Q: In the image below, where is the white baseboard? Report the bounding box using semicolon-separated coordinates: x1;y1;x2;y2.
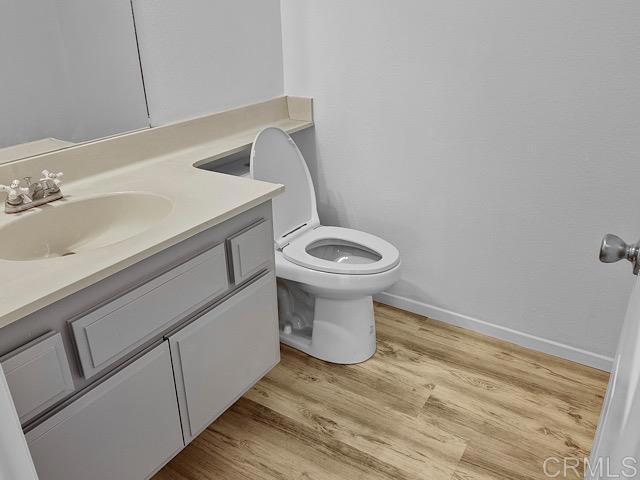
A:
374;292;613;372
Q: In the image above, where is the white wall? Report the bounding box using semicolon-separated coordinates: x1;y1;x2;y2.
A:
282;0;640;368
132;0;284;126
0;0;149;148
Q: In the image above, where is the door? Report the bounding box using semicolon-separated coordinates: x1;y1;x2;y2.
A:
25;342;183;480
588;235;640;479
169;272;280;443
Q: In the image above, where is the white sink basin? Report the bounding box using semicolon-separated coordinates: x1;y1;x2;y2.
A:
0;192;173;261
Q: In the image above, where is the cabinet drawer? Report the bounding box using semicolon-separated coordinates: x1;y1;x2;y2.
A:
169;272;279;443
0;332;74;424
72;244;228;379
26;342;183;480
227;219;273;284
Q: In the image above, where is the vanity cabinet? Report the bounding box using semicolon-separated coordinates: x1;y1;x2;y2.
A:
0;202;280;480
25;342;183;480
169;271;279;443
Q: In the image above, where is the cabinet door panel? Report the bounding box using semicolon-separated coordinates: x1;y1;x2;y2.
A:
25;342;183;480
72;244;228;378
169;272;279;442
227;219;273;284
0;332;74;424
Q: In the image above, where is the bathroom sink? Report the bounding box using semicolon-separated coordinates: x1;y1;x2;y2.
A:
0;192;173;261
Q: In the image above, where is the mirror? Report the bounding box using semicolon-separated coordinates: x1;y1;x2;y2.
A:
0;0;149;163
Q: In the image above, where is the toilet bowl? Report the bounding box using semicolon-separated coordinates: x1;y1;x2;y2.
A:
250;127;401;364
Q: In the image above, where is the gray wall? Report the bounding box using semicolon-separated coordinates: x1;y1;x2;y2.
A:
132;0;284;126
0;0;149;148
282;0;640;368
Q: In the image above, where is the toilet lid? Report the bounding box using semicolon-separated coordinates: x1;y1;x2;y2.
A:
250;127;319;247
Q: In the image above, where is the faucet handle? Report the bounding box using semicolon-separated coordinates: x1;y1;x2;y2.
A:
1;180;26;204
41;169;63;178
41;170;64;186
0;183;17;200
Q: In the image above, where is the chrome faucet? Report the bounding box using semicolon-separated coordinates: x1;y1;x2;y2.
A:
0;170;64;213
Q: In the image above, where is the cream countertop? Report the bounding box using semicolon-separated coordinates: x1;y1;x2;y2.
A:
0;96;313;329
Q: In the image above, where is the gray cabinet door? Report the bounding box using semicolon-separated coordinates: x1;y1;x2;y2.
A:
227;219;273;284
25;342;183;480
0;332;74;424
169;272;280;443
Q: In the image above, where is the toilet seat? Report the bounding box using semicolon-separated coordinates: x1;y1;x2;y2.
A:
282;226;400;275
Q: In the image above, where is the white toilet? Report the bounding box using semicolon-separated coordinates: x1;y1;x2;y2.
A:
250;127;401;364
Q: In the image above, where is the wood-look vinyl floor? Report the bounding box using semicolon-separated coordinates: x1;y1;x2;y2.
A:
154;303;609;480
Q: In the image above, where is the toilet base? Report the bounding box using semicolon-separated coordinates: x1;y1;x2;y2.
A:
280;295;377;364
